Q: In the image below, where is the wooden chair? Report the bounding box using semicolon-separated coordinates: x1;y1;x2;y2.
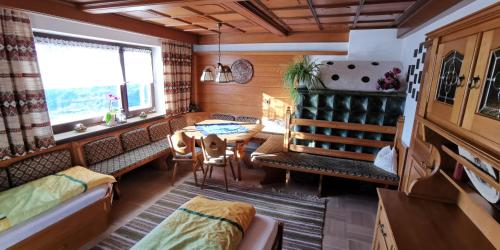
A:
167;131;204;186
200;134;237;191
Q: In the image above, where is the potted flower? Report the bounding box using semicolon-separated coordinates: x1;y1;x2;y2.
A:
283;57;326;101
104;93;119;126
377;68;402;91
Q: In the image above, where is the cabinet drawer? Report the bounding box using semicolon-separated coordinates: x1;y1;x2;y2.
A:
373;204;397;250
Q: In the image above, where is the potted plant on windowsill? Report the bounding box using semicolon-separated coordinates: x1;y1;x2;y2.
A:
283;56;326;102
104;93;119;127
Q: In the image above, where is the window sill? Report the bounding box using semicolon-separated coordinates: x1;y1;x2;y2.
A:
54;113;165;144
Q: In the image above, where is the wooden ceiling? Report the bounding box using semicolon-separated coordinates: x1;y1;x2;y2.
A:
61;0;418;43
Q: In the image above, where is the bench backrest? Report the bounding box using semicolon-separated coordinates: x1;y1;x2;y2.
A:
284;107;407;175
0;144;74;191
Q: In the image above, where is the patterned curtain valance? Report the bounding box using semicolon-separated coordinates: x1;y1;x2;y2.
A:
162;39;192;116
34;36;119;51
0;8;55;160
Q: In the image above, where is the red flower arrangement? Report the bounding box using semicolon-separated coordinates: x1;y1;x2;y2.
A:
377;67;401;91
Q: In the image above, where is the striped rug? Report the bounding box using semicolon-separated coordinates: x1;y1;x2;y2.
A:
93;177;326;250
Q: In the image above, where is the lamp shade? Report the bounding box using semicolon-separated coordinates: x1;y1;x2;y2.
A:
200;67;214;82
215;63;233;83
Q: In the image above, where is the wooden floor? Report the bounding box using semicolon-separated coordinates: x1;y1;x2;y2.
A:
83;161;379;250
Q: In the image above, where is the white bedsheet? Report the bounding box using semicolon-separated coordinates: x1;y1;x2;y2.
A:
239;214;279;250
0;184;110;249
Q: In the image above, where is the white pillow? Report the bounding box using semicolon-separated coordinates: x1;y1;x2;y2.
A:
374;146;397;174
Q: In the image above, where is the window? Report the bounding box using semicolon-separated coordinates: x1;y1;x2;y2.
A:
34;33;155;132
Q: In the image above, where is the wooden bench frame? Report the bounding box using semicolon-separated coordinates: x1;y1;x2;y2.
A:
261;107;407;194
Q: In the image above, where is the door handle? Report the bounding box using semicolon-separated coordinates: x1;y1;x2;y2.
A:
468;76;481;89
457;75;466;87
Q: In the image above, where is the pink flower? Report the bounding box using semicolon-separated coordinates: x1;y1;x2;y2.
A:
392;67;401;75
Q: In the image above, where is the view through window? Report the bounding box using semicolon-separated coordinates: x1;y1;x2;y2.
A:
34;33;154;127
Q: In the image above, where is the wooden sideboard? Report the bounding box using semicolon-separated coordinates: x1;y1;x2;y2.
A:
375;3;500;250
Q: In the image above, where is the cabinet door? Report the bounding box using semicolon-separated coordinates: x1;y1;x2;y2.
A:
401;155;426;193
426;34;479;127
462;28;500;145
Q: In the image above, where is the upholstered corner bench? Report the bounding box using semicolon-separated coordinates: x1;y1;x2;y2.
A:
74;120;171;187
252;107;407;196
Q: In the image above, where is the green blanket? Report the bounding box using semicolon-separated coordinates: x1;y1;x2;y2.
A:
0;166;115;232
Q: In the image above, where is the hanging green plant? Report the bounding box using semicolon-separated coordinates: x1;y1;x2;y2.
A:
282;56;326;102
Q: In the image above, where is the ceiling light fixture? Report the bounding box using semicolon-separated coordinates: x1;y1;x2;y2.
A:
214;22;233;83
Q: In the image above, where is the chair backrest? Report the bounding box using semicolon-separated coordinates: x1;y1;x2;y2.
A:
235;115;260;124
169;116;187;132
201;134;227;162
211;113;236;121
168;131;195;158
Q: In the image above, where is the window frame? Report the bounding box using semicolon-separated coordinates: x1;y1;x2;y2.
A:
34;32;156;134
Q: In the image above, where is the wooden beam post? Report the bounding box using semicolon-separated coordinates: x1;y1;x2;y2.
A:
223;1;288;36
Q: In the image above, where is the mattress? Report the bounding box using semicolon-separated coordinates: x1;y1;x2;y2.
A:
239;214;279;250
0;184;110;249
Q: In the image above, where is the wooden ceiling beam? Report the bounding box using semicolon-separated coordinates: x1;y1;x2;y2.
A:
198;31;349;44
0;0;197;43
80;0;242;14
306;0;322;30
223;1;288;36
281;10;404;20
396;0;461;37
181;6;245;33
248;0;291;31
352;0;366;28
270;0;415;11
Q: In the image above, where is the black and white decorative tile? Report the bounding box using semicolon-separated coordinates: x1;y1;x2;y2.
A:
318;61;404;91
406;42;426;100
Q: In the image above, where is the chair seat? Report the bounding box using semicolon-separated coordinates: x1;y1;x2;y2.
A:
89;138;169;175
204;150;234;165
174;147;202;159
254;152;399;183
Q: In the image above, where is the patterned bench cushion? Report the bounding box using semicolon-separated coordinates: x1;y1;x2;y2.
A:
254;152;398;183
148;122;171;142
84;137;123;165
0;169;9;191
8;150;73;187
235;115;259;123
211;113;235;121
89;139;169;175
121;128;151;152
169;116;187;132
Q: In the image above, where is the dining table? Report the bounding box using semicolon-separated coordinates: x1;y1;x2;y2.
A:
181;119;264;181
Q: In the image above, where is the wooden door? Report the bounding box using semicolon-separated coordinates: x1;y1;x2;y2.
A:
426;34;479;128
401;155;427;193
462;28;500;146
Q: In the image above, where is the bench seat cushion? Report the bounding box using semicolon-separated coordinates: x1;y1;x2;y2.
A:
121;128;151;152
84;137;123;165
89;139;169;176
253;152;399;183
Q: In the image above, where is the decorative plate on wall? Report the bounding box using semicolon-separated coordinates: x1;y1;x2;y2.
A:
231;59;253;84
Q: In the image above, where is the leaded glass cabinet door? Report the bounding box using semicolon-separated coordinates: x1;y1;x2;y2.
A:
463;28;500;145
427;34;479;127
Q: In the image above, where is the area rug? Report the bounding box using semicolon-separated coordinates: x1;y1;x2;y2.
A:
93;177;326;250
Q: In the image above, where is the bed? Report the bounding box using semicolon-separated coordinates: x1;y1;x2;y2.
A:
239;214;283;250
0;184;111;249
0;144;114;250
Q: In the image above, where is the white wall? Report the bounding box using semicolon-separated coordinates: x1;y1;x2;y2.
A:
28;12;166;114
398;0;497;146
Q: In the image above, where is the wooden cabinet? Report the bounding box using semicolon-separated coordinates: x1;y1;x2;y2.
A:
426;34;479;127
462;27;500;144
421;6;500;156
400;137;441;193
372;203;396;250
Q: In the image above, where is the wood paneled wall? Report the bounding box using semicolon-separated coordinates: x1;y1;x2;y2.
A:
193;52;296;120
